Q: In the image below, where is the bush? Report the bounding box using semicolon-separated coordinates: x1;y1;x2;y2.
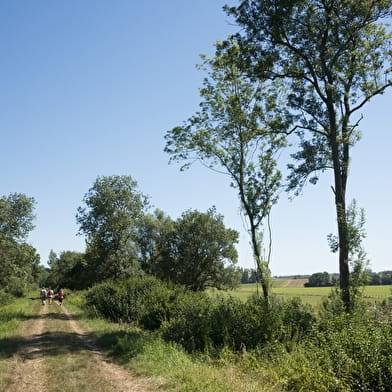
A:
162;294;315;354
84;275;185;330
310;312;392;392
0;290;14;306
161;291;215;353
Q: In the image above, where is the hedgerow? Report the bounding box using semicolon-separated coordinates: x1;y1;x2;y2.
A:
84;276;392;391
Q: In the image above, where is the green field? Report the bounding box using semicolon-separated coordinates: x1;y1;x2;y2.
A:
227;282;392;307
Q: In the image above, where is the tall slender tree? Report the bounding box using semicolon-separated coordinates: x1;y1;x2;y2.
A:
165;38;288;299
226;0;392;310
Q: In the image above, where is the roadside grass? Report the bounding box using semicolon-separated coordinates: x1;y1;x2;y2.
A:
65;292;283;392
0;293;37;390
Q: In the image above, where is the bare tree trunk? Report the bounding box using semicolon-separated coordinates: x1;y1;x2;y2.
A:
336;195;350;312
250;224;270;301
330;131;351;312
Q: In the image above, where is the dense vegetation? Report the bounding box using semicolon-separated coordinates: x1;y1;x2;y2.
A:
79;275;392;391
305;270;392;287
0;193;42;303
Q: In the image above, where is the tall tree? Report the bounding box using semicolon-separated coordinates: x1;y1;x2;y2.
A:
226;0;392;310
0;193;39;294
134;209;175;276
46;250;88;290
167;207;239;291
165;38;288;299
0;193;35;242
76;175;149;282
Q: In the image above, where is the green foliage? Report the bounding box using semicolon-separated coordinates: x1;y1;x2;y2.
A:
76;175;149;283
165;37;288;299
77;281;392;391
310;312;392;391
136;207;239;291
305;272;334;287
162;294;315;354
85;275;184;330
0;235;41;296
0;290;13;306
165;207;239;291
45;250;89;290
0;193;35;241
160;291;216;353
0;193;40;295
226;0;392;310
134;209;175;276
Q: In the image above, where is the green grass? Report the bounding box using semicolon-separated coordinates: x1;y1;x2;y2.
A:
226;283;392;307
0;294;35;339
0;293;38;391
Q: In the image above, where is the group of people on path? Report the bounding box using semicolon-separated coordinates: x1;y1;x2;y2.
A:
40;287;65;306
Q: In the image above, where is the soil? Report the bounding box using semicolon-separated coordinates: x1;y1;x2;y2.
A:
284;279;309;287
4;301;158;392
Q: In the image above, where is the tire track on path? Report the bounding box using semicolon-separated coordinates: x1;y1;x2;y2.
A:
5;302;48;392
60;305;158;392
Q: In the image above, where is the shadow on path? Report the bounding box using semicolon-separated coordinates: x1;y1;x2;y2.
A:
0;329;99;360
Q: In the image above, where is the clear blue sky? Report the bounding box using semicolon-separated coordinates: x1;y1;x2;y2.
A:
1;1;390;276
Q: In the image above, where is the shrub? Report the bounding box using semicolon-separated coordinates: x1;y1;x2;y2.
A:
84;275;186;330
162;294;315;354
161;291;215;353
308;311;392;391
0;290;14;306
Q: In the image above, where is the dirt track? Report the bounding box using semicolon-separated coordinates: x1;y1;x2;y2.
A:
4;301;157;392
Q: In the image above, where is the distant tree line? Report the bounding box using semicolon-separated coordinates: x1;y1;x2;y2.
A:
367;271;392;286
238;269;392;287
305;271;392;287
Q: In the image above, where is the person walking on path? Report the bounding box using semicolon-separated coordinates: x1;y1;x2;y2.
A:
40;287;47;305
47;288;54;304
58;289;65;306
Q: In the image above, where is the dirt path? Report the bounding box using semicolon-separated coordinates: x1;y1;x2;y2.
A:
4;302;158;392
61;306;157;392
6;303;49;392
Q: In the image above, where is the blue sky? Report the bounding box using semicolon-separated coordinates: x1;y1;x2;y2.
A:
1;1;390;276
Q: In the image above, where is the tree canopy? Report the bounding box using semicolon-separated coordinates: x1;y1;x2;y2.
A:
76;175;150;282
225;0;392;310
165;37;288;299
0;193;40;295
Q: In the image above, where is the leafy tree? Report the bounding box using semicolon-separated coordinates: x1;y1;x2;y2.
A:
226;0;392;310
76;175;149;282
328;199;370;299
0;193;39;294
380;271;392;285
0;193;35;241
162;207;239;291
134;207;239;291
46;250;88;290
305;272;332;287
134;209;175;276
240;267;258;284
165;38;288;299
218;265;242;290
